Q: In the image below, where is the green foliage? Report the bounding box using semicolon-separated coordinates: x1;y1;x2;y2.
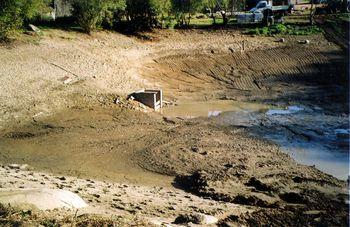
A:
247;24;323;36
125;0;167;28
71;0;126;34
0;0;48;40
203;0;229;12
103;0;127;28
171;0;204;26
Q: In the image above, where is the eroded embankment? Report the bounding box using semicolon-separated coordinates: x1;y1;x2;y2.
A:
142;40;348;113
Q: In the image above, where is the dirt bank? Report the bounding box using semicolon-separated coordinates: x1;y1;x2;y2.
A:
142;34;348;113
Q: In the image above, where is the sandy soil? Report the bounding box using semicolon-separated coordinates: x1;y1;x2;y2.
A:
0;29;277;130
0;28;348;225
0;164;252;226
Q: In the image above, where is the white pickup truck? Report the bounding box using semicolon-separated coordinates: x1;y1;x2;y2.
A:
237;0;293;25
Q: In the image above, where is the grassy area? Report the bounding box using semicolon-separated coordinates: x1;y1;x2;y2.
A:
336;13;350;22
164;13;236;28
189;18;224;27
246;23;323;36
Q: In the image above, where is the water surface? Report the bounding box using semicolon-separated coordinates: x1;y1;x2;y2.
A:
164;101;349;180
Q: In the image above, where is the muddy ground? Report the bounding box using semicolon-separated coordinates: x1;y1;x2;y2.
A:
0;28;348;225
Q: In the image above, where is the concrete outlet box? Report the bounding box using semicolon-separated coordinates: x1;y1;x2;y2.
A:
131;89;163;110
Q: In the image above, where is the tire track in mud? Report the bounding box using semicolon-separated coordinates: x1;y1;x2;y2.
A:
143;45;346;94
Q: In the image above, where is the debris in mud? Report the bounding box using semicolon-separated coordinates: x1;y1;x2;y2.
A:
173;213;218;225
246;177;275;192
279;192;308;204
3;131;35;139
163;116;177;124
175;171;210;194
191;146;200;153
8;164;30;170
298;39;310;44
58;76;72;84
233;194;276;207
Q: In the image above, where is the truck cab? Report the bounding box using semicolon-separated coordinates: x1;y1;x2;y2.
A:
249;0;293;14
249;1;271;12
237;0;293;25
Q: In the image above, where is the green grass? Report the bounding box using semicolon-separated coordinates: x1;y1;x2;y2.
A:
337;13;350;22
189;18;224;26
246;23;323;36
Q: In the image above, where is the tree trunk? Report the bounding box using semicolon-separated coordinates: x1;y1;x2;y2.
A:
309;0;314;25
341;0;347;12
187;13;191;26
221;12;228;25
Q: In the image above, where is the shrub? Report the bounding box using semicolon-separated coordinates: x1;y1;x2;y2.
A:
71;0;106;34
261;26;269;35
71;0;125;34
0;0;47;40
247;24;323;36
275;23;287;33
125;0;164;29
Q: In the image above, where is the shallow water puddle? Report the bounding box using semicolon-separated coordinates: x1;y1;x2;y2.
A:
259;107;349;180
266;105;304;115
162;100;271;118
164;102;349;180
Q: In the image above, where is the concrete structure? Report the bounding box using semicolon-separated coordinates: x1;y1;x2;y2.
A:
131;89;163;110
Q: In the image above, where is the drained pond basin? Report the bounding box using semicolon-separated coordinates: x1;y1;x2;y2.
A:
163;100;349;180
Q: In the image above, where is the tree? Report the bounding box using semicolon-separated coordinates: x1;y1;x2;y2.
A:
203;0;218;24
203;0;230;25
102;0;126;29
125;0;168;29
228;0;245;13
309;0;315;25
0;0;48;40
171;0;204;26
219;0;229;25
71;0;125;34
158;0;172;28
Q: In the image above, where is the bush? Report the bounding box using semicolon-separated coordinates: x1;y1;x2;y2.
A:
125;0;164;29
71;0;106;34
275;23;287;33
71;0;125;34
0;0;47;40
